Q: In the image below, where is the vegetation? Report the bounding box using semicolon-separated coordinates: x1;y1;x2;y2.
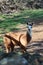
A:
0;9;43;33
0;9;43;43
0;0;43;63
0;0;43;14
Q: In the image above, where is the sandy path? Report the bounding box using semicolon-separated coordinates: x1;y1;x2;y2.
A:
0;24;43;55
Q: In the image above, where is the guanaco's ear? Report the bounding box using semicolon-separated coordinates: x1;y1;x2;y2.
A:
27;22;28;25
32;22;33;26
27;22;33;26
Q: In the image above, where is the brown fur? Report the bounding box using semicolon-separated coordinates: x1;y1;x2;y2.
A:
3;31;31;53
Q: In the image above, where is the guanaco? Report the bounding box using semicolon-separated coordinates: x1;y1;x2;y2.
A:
3;23;33;53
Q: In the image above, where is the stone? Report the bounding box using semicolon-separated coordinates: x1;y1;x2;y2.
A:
0;52;28;65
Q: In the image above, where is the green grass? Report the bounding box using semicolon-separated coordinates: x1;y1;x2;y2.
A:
0;9;43;43
0;9;43;32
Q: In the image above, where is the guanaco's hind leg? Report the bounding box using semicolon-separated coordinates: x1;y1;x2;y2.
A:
10;40;15;52
5;45;11;53
3;37;12;53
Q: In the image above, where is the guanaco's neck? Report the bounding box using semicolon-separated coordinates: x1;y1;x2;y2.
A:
27;29;32;38
26;31;31;43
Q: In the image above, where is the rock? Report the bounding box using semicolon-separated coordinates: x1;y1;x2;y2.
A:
0;51;43;65
0;52;28;65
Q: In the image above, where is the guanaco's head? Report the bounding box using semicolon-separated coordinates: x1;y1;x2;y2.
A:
27;22;33;37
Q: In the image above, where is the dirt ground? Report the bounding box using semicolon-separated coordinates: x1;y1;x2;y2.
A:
15;24;43;55
32;24;43;42
0;23;43;55
0;24;43;65
16;23;43;42
28;24;43;54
